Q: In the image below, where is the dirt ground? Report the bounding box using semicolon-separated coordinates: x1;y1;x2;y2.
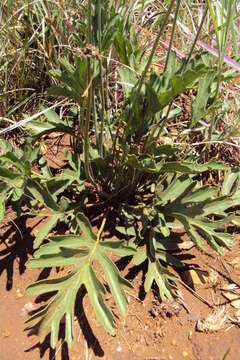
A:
1;207;240;360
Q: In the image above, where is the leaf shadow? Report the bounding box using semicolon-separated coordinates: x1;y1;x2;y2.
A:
75;287;105;357
0;214;35;290
115;256;148;301
25;331;69;360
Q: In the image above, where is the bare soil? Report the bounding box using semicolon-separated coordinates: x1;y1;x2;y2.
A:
1;208;240;360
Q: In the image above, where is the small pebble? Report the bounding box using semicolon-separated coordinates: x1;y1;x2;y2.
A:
116;346;122;353
182;351;188;358
2;330;10;337
16;288;23;299
171;338;176;346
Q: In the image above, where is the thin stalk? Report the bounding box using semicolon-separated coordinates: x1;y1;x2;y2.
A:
88;0;92;43
91;56;99;146
164;0;181;73
129;0;176;123
182;4;208;73
97;0;105;157
84;0;93;180
92;91;99;148
119;0;176;165
88;215;107;261
214;0;234;102
144;0;182;151
83;1;99;193
207;0;234;153
145;4;208;152
84;60;94;185
99;63;105;156
105;49;113;143
110;120;122;178
231;16;238;57
153;4;208;147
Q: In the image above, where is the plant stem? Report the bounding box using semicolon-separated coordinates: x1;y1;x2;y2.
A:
164;0;181;73
151;3;208;147
88;215;107;262
83;0;99;193
182;4;208;73
84;60;94;184
206;1;234;157
144;0;181;151
99;66;105;157
87;0;92;43
105;50;114;143
97;0;105;157
129;0;176;123
120;0;176;163
92;90;99;148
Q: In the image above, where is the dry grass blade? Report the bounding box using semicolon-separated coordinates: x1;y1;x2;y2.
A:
0;99;66;135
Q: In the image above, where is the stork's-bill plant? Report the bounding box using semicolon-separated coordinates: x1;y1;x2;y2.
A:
0;0;239;349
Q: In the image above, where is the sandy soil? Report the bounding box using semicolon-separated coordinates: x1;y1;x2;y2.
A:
1;208;240;360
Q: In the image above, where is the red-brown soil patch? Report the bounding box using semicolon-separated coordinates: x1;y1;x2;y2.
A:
1;209;240;360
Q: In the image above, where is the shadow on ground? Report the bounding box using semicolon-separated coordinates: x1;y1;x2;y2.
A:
0;214;34;290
